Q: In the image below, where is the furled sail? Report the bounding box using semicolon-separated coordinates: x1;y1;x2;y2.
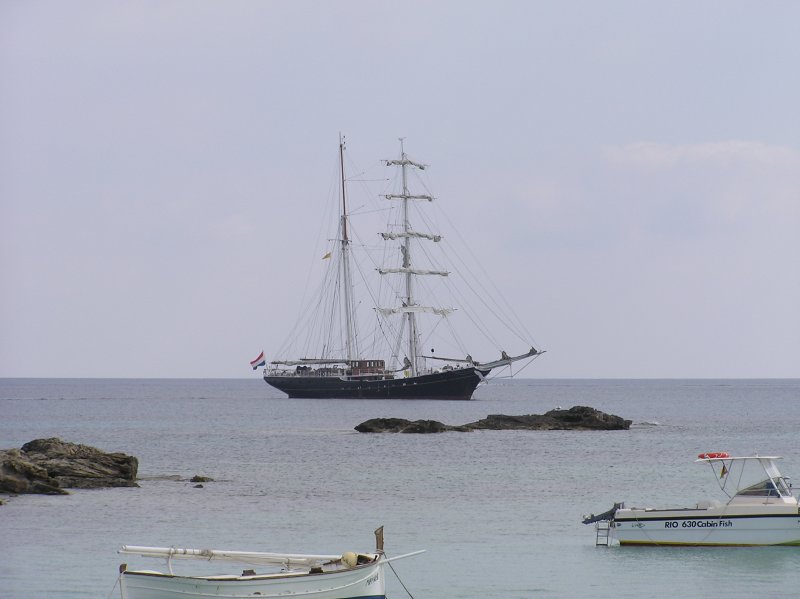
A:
384;193;433;202
381;231;441;242
377;267;449;276
386;157;426;170
377;306;454;316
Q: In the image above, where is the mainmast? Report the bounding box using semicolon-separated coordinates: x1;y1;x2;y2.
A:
339;135;357;363
400;140;419;375
382;140;448;376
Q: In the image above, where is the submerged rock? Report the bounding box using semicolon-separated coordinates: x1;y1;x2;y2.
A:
0;438;138;495
354;418;465;433
355;406;631;433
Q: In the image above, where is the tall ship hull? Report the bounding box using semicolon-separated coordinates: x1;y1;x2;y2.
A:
255;138;543;400
265;366;490;400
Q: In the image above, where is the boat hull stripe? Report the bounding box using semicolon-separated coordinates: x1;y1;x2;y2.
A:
615;513;800;522
619;539;800;547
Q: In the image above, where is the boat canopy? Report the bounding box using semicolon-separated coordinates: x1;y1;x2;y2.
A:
696;455;794;501
695;455;783;463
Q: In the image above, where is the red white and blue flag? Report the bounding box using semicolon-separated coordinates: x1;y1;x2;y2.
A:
250;351;266;370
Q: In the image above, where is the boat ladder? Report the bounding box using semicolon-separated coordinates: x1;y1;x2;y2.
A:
595;521;612;546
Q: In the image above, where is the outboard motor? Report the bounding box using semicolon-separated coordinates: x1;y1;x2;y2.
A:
582;502;623;525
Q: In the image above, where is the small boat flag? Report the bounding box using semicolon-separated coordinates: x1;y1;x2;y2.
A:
322;251;332;260
250;351;266;370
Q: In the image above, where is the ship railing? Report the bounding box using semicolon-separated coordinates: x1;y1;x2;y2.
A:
267;368;348;378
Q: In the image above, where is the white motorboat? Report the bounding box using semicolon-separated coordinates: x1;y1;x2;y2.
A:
584;453;800;546
116;527;423;599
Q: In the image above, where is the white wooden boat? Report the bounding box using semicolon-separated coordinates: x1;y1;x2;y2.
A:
584;453;800;546
117;527;423;599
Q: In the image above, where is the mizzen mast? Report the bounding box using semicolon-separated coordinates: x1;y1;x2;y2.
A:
339;135;358;363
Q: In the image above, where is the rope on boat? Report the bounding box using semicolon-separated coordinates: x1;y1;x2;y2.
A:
483;350;542;382
385;554;417;599
106;573;122;599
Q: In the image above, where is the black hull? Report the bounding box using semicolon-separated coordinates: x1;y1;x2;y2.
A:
264;367;490;400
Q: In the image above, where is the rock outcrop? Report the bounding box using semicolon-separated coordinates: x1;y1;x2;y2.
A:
354;418;471;433
0;438;138;495
464;407;632;431
355;406;631;433
190;475;214;483
0;448;66;494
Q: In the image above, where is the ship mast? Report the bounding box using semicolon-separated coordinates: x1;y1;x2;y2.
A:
399;139;419;375
339;135;357;363
382;140;449;377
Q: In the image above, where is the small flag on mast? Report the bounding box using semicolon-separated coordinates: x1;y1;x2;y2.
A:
322;251;332;260
250;351;266;370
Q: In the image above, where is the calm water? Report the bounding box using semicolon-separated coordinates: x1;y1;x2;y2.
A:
1;378;800;598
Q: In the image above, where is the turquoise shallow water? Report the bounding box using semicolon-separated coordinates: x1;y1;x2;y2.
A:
1;378;800;598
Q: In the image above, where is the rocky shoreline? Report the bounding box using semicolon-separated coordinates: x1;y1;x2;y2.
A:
0;438;138;495
355;406;631;433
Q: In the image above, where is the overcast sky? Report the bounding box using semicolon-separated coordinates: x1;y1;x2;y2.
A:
2;1;798;379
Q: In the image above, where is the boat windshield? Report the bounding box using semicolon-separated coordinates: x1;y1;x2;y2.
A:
734;477;791;498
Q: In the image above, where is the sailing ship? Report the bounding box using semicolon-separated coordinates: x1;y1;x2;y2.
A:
261;138;542;400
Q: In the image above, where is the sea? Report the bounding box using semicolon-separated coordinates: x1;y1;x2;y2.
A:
1;378;800;598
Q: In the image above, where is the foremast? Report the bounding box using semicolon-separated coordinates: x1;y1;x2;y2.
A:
381;140;449;376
